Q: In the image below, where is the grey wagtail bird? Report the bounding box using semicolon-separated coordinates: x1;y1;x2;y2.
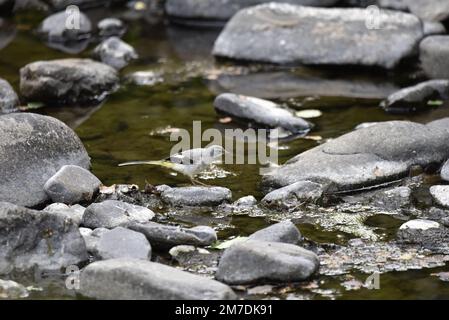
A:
118;145;228;186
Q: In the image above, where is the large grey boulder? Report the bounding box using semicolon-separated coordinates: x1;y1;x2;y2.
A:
0;113;90;207
214;93;310;133
79;258;236;300
420;36;449;79
82;200;155;229
160;186;232;207
127;222;217;250
249;221;302;244
213;4;423;69
264;119;449;192
406;0;449;22
95;227;152;260
20;59;119;106
165;0;338;22
0;78;19;113
0;202;88;275
93;37;138;70
381;80;449;113
44;165;101;205
216;240;319;285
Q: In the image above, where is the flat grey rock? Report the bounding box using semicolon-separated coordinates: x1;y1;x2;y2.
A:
44;165;101;205
420;36;449;79
0;113;90;207
0;78;19;113
216;240;319;285
249;221;302;244
161;186;232;207
430;185;449;208
20;59;118;105
264;120;449;193
93;37;138;70
166;0;338;21
213;4;423;69
79;258;236;300
82;200;155;229
0;202;88;275
214;93;310;133
95;227;152;260
262;181;323;207
127;222;217;250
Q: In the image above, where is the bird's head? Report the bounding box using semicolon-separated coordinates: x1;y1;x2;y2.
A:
207;145;229;159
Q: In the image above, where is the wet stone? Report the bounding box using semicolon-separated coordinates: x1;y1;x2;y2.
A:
79;258;236;300
97;18;126;38
82;200;155;229
262;181;324;208
43;203;85;226
93;37;138;70
160;186;232;207
216;240;319;285
214;93;311;134
127;222;217;250
0;78;19;113
0;279;28;299
249;221;302;245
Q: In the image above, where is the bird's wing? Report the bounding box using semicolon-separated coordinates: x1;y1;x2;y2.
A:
167;148;209;165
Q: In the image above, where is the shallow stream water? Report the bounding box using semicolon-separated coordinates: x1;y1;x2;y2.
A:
2;8;449;299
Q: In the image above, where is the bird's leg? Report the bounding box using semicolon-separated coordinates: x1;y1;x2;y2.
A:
190;177;210;187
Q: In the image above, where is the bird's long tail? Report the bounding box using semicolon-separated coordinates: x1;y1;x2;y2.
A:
118;160;175;169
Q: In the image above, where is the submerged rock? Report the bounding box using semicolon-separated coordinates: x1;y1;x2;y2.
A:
381;80;449;113
97;18;126;38
93;37;138;70
441;160;449;182
95;227;152;261
80;258;236;300
264;120;449;193
249;221;302;244
0;202;88;274
0;78;19;113
82;200;155;229
420;36;449;79
430;185;449;208
160;186;232;207
165;0;338;22
214;93;310;133
20;59;119;106
44;165;102;205
216;240;319;285
0;113;90;207
262;181;323;207
127;222;217;250
208;70;399;100
213;4;423;69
